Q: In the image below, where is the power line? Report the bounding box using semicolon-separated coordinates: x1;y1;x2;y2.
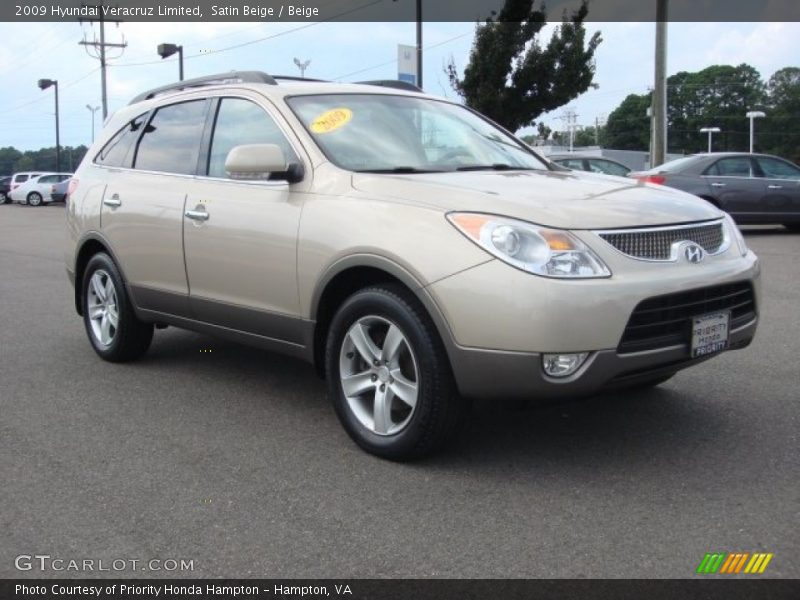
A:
79;0;128;119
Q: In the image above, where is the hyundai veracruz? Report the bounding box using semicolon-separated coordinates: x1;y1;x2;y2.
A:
65;72;760;459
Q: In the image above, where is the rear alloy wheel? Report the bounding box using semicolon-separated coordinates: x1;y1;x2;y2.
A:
326;285;465;460
82;253;153;362
27;191;43;206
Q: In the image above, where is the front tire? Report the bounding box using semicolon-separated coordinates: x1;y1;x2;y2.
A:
325;285;465;461
27;191;43;206
82;253;153;362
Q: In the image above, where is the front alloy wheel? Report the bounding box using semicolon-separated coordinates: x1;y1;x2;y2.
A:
326;285;465;460
339;316;419;436
27;192;43;206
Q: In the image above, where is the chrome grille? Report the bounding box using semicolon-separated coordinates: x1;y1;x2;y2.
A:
598;222;725;261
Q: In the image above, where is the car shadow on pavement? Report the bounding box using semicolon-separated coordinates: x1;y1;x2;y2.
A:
134;328;733;475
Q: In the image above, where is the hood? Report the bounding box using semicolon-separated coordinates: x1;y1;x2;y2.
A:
352;169;721;230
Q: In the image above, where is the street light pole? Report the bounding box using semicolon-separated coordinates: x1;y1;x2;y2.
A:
416;0;423;89
157;43;184;81
38;79;60;172
86;104;100;143
746;111;765;154
700;127;721;153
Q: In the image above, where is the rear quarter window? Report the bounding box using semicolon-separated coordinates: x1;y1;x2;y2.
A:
95;113;148;168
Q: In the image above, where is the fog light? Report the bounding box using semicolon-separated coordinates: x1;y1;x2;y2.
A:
542;353;589;378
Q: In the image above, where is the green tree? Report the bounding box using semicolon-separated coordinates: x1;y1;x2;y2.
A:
764;67;800;162
604;93;651;151
0;147;23;175
447;0;602;132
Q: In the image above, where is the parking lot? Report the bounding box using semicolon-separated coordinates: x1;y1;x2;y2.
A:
0;203;797;579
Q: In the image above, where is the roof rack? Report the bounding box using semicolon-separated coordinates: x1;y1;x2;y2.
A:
272;75;329;83
356;80;423;92
129;71;277;105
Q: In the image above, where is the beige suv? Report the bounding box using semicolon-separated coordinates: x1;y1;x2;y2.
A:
65;72;760;459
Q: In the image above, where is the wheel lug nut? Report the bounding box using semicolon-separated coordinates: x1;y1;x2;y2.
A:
346;352;354;359
371;375;377;382
373;360;379;366
380;384;386;391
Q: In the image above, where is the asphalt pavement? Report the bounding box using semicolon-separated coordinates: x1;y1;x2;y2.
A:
1;203;798;578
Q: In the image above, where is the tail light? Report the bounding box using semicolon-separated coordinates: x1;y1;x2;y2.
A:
633;174;666;185
65;178;79;206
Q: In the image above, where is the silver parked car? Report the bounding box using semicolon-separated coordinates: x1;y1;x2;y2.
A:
65;72;760;459
629;153;800;230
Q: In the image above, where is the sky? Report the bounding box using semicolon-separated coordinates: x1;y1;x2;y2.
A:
0;19;798;152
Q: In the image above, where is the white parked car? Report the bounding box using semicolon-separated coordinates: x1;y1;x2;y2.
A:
10;172;73;205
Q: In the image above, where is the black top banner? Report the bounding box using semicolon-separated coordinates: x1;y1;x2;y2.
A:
2;0;799;23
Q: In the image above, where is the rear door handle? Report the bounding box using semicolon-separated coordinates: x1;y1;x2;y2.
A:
711;183;726;188
185;209;210;222
103;194;121;208
768;185;783;190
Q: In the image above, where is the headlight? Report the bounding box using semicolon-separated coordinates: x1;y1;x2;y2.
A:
447;213;611;278
724;213;748;257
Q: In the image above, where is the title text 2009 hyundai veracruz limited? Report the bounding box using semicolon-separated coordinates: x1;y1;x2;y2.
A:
65;72;760;459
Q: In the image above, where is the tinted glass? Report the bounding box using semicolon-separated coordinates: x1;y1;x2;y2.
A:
96;113;147;168
712;157;753;177
655;155;704;173
589;159;629;176
15;175;29;183
756;157;800;180
287;94;548;172
135;101;207;175
208;98;297;178
557;159;586;170
38;175;58;183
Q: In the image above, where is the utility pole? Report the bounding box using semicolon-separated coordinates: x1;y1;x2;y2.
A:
652;0;669;167
416;0;423;89
560;108;580;153
79;1;127;120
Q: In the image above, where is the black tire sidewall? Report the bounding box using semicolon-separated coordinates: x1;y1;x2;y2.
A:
82;252;149;361
28;192;42;206
326;287;450;459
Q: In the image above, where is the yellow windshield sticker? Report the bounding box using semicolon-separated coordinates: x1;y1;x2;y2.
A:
310;108;353;134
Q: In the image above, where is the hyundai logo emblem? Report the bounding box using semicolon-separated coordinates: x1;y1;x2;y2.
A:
683;243;706;264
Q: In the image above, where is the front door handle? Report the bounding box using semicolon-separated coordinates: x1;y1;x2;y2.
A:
768;185;783;190
185;209;210;221
103;194;121;208
711;183;727;188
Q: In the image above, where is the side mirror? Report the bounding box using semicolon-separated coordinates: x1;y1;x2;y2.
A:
224;144;304;183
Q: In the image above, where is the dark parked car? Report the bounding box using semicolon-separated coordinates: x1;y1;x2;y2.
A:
629;153;800;230
550;155;631;177
0;176;10;204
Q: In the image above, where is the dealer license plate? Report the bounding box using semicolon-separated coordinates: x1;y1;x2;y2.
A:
691;312;730;358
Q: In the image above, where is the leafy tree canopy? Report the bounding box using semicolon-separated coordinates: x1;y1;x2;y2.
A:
447;0;602;132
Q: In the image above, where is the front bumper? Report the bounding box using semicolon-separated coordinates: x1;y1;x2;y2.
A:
426;247;760;400
445;315;756;400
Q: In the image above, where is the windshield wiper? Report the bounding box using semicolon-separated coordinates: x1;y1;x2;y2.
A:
456;164;533;172
357;167;444;174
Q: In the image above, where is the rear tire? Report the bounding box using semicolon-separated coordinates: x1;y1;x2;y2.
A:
82;252;153;362
27;192;43;206
325;284;465;461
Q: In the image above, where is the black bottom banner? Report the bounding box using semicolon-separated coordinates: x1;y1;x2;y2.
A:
2;579;799;600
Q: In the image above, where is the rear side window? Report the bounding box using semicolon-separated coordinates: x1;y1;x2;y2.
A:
558;159;585;170
14;175;29;183
38;175;58;183
207;98;297;179
134;100;207;175
96;113;148;168
707;157;753;177
589;159;629;176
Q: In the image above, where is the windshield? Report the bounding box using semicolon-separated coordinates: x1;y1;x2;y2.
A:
286;94;549;173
